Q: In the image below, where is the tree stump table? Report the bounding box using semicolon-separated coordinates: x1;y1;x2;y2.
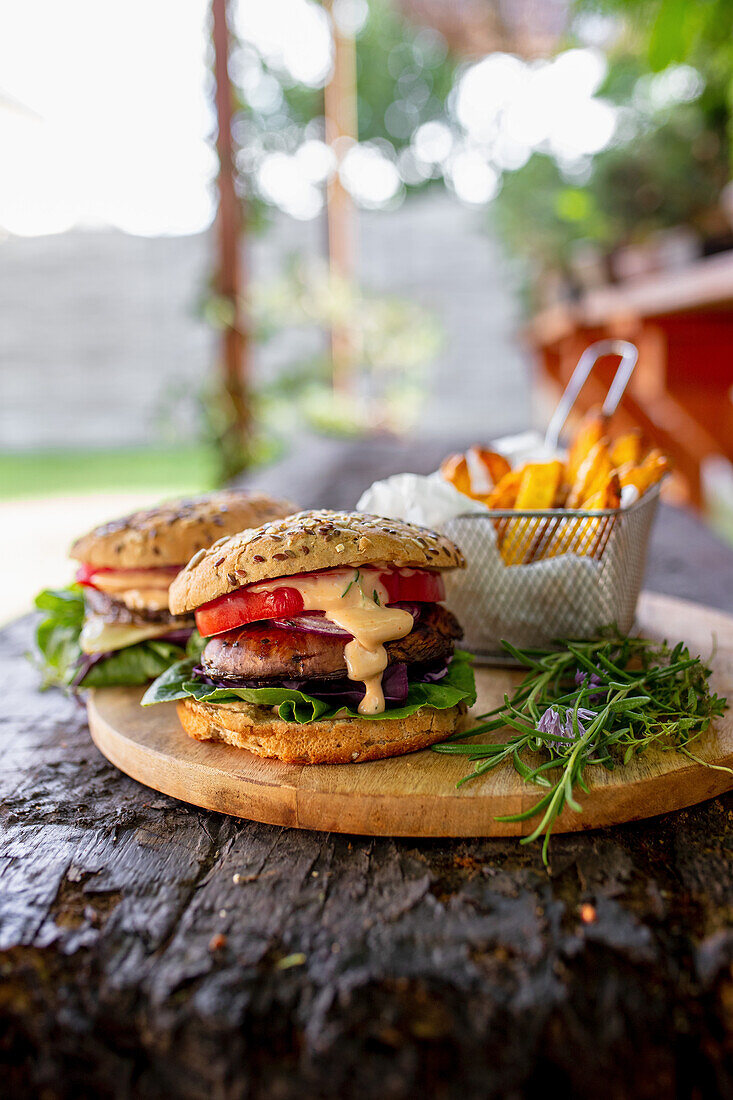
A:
2;439;733;1099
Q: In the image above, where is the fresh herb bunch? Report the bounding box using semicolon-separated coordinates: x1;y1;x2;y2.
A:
433;635;729;864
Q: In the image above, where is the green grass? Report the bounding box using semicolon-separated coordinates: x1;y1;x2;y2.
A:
0;445;220;500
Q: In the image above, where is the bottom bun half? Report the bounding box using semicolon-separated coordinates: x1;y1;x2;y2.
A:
177;697;467;765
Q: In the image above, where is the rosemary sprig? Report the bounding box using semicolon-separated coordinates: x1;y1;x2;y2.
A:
433;634;729;864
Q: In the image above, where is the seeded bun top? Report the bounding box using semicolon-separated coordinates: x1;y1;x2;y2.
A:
70;491;296;570
169;509;465;614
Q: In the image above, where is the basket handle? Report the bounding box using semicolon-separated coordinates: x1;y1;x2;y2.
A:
544;339;639;450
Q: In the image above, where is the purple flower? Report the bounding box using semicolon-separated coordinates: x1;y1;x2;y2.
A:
537;706;595;743
575;667;606;705
537;707;564;738
575;707;596;729
575;668;602;689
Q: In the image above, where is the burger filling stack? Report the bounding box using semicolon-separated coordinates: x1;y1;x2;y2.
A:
144;511;476;764
34;492;294;689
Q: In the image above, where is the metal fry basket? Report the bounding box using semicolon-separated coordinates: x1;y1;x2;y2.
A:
443;340;664;663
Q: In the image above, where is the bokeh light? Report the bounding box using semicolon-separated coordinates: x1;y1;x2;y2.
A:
454;47;615;167
257;151;324;219
447;149;500;205
339;142;403;208
0;5;629;237
233;0;332;87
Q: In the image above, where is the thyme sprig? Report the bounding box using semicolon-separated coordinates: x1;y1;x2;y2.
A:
433;634;729;864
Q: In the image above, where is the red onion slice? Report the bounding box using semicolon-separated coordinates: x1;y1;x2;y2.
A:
270;602;421;639
271;602;421;638
271;613;352;638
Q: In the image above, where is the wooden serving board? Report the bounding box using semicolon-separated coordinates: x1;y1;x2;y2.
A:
87;593;733;837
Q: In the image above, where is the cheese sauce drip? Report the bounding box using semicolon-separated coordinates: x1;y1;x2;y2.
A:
250;568;413;715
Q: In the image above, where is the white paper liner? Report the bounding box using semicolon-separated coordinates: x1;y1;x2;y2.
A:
357;469;642;655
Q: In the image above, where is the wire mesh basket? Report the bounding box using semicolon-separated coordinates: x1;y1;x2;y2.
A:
443;482;662;662
442;339;664;663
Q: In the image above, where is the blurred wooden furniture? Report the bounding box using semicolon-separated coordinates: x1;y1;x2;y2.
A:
528;250;733;508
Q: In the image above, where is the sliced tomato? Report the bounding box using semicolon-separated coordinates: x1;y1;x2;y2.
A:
76;563;184;588
378;567;445;605
196;585;305;636
76;563;110;587
195;566;445;637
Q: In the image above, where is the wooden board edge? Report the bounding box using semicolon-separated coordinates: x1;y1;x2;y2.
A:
87;699;302;829
87;692;733;838
290;749;733;836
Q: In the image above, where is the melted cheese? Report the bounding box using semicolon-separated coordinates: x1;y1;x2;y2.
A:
80;616;181;655
92;569;174;611
249;568;413;715
116;588;171;611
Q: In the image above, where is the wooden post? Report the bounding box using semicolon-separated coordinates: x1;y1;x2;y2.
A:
211;0;249;468
324;1;358;394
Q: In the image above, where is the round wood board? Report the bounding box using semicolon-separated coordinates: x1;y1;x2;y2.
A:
87;592;733;837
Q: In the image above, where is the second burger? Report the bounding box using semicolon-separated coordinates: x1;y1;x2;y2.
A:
35;491;294;689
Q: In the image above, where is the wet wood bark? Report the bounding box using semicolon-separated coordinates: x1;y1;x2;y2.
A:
2;456;733;1098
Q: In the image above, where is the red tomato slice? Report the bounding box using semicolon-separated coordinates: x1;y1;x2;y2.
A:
196;585;305;636
76;563;183;588
76;563;110;587
195;566;445;637
378;568;445;605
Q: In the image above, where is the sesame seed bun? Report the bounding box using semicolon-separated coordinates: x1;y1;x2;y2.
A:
177;696;467;764
169;509;465;615
70;491;296;570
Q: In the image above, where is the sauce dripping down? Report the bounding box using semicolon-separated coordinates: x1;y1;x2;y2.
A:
249;568;413;714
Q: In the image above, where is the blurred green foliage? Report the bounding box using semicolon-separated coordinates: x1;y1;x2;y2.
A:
491;1;733;299
233;0;457;214
576;0;733;73
575;1;733;172
212;0;454;463
494;156;610;274
252;258;443;437
277;0;454;145
492;40;731;295
353;0;454;149
197;257;442;451
250;258;442;370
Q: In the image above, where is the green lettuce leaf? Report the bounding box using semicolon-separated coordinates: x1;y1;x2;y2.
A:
142;649;476;724
185;629;206;661
33;585;86;689
32;585;189;690
81;640;188;687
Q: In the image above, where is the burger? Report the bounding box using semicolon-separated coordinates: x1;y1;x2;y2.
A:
143;510;476;764
34;491;295;690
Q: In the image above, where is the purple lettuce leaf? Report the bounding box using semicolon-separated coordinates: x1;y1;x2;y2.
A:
192;657;451;710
